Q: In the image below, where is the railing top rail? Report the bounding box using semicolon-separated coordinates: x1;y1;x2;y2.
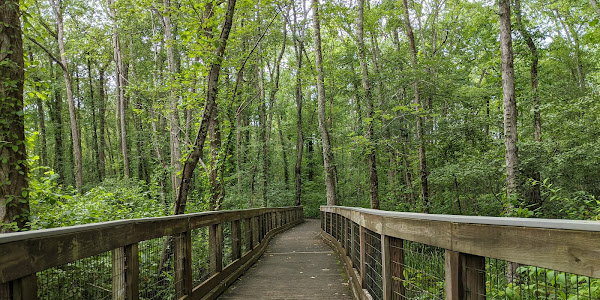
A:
0;206;302;283
321;205;600;232
0;206;299;244
321;205;600;278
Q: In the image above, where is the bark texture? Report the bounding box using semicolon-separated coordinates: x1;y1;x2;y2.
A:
312;0;338;206
357;0;380;209
0;0;30;233
499;0;520;204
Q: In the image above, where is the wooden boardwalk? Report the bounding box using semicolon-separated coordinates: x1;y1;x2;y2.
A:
218;219;352;300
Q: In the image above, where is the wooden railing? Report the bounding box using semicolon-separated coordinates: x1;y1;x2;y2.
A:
0;206;303;300
320;205;600;300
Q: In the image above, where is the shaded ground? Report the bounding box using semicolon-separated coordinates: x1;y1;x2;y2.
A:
218;219;352;300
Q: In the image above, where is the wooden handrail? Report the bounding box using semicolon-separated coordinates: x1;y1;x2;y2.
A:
320;205;600;300
0;206;304;300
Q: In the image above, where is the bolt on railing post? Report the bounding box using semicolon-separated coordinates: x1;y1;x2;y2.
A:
232;219;242;261
175;232;192;298
210;223;223;275
381;234;392;300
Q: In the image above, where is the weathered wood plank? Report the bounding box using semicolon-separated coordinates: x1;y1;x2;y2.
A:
381;234;391;300
125;243;139;300
112;247;126;300
359;225;366;288
175;232;192;298
231;220;241;261
209;224;223;275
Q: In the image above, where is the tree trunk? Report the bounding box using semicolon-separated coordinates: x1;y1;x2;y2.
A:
51;0;83;191
172;0;237;215
257;61;269;207
514;0;541;206
49;56;65;184
108;0;129;178
88;58;100;179
357;0;380;209
0;0;30;234
291;6;305;206
499;0;520;206
402;0;429;212
271;24;289;190
98;67;107;180
163;0;182;196
591;0;600;18
312;0;338;206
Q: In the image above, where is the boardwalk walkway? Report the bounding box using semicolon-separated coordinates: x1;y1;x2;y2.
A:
218;219;352;299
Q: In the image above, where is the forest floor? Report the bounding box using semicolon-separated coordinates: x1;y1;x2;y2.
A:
218;219;352;299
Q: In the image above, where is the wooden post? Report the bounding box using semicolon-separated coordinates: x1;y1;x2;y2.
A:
210;223;223;274
112;247;126;300
445;250;485;300
391;238;405;299
244;218;253;252
253;216;259;247
125;243;140;300
232;219;242;261
175;232;192;298
464;254;486;300
350;220;355;266
381;234;392;300
5;275;37;300
359;226;366;288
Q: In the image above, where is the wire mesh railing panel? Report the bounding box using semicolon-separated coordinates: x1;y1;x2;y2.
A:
223;222;232;268
321;211;325;231
481;258;600;299
326;212;331;235
337;215;343;243
392;239;445;300
37;251;112;300
191;227;210;287
352;221;360;269
139;237;175;300
364;228;383;300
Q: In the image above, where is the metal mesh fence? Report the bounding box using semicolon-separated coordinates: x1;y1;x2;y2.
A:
480;258;600;299
391;239;445;300
325;212;331;235
139;237;175;300
364;228;383;300
191;227;210;287
37;251;112;299
346;217;352;255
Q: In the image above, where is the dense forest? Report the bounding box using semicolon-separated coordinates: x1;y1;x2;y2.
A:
2;0;600;232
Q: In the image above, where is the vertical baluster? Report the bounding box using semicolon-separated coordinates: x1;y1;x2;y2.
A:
210;223;223;274
359;226;366;288
125;243;139;300
232;219;242;261
175;232;192;298
381;234;391;300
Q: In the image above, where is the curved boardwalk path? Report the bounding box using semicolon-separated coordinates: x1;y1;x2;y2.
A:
218;219;352;300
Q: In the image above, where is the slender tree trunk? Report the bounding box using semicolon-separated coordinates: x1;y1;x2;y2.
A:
257;61;269;207
357;0;379;209
108;0;129;178
499;0;520;205
163;0;181;196
88;58;100;179
271;24;289;190
312;0;338;206
172;0;237;215
514;0;541;206
591;0;600;18
291;6;305;206
35;82;47;167
49;56;65;184
0;0;30;234
402;0;429;212
98;67;107;180
50;0;83;191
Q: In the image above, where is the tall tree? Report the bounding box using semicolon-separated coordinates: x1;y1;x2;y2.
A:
312;0;337;206
514;0;541;206
50;0;83;191
290;3;306;206
0;0;30;232
499;0;519;207
173;0;237;215
402;0;429;211
357;0;379;209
